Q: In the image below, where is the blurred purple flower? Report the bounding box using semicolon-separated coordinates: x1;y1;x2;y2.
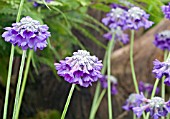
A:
152;59;170;86
139;81;159;95
99;75;118;95
2;16;50;51
154;30;170;51
162;3;170;20
101;6;128;30
54;50;103;87
103;27;129;44
28;0;53;7
125;7;153;30
122;93;142;111
133;96;170;119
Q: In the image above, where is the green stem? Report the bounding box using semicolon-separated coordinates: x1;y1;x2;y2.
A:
61;84;76;119
161;51;168;100
3;45;15;119
130;30;139;94
90;89;106;119
146;79;160;119
89;82;101;119
133;113;136;119
12;50;27;119
3;0;25;118
107;35;115;119
15;50;33;119
89;49;108;119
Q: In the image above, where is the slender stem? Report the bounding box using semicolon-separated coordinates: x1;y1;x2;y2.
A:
3;0;25;118
3;45;15;119
61;84;76;119
133;113;136;119
146;79;160;119
90;89;106;119
89;82;101;119
15;50;33;119
130;30;139;94
161;51;168;100
89;49;108;119
12;50;27;119
107;35;115;119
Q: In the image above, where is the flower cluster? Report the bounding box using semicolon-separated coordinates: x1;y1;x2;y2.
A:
2;16;50;51
162;3;170;20
153;30;170;51
139;81;159;95
122;93;143;111
102;5;153;44
126;7;154;30
101;6;127;30
54;50;103;87
152;59;170;86
103;27;129;44
132;93;170;119
99;75;118;95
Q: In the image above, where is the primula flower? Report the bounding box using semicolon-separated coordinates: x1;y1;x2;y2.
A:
133;95;170;119
99;75;118;95
154;30;170;51
2;16;50;51
101;6;127;30
125;7;153;30
139;81;159;95
54;50;103;87
162;3;170;20
103;27;129;44
28;0;53;7
122;93;142;111
152;59;170;86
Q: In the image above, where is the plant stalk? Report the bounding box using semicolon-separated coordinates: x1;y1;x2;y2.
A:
3;0;25;118
61;84;76;119
15;50;33;119
107;34;115;119
130;30;139;94
12;50;27;119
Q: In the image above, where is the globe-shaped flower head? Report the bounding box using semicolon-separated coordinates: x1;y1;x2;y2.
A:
133;95;170;119
152;59;170;86
126;7;154;30
102;6;127;30
154;30;170;51
55;50;103;87
162;3;170;20
2;16;50;51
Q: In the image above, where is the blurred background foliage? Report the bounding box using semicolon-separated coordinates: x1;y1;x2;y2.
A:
0;0;168;118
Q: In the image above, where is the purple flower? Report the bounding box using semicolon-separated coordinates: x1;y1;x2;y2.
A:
139;81;159;95
54;50;103;87
101;6;128;30
122;93;142;111
162;3;170;20
154;30;170;51
125;7;154;30
99;75;118;95
103;27;129;44
133;96;170;119
133;105;149;118
152;59;170;86
2;16;50;51
28;0;53;7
